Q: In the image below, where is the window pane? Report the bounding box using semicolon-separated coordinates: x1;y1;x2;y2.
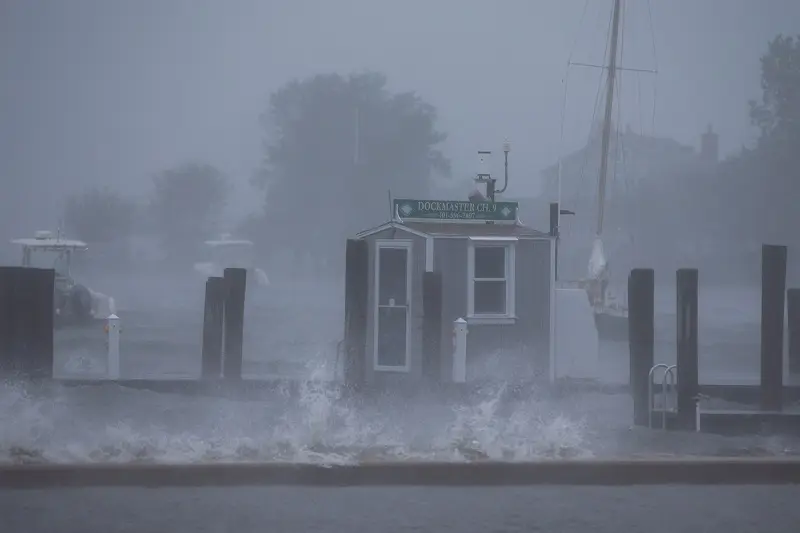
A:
474;246;505;279
379;248;407;305
474;280;506;314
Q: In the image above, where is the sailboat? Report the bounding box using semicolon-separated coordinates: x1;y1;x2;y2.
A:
588;0;628;341
561;0;631;342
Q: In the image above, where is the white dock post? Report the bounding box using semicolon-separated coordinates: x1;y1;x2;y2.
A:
695;397;701;433
694;394;708;433
105;313;121;379
452;318;468;383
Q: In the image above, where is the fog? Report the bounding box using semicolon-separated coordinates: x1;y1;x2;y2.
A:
2;1;798;245
2;0;800;468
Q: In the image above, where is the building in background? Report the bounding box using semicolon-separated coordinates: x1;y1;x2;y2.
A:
537;124;726;281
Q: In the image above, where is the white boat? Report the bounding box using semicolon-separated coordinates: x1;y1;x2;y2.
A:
193;233;270;288
11;230;117;325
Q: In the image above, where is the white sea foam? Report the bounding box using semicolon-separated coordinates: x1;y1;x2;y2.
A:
0;360;593;465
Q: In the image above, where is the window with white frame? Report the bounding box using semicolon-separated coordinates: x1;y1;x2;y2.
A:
467;239;516;319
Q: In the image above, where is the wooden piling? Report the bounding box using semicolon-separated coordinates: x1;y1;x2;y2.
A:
7;267;29;375
0;267;54;379
201;276;225;379
787;288;800;376
222;268;247;380
676;268;699;429
422;271;443;382
343;239;368;390
0;266;16;375
629;268;655;427
27;268;55;379
760;244;787;411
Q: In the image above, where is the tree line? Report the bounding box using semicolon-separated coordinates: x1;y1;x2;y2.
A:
64;72;449;274
63;34;798;278
633;34;800;278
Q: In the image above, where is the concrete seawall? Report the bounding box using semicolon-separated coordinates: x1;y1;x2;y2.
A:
3;459;800;489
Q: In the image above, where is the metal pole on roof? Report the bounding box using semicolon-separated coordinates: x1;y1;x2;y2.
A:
476;143;511;203
354;106;360;166
495;141;511;196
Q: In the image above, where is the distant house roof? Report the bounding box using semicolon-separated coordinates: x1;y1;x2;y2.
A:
540;125;702;200
356;220;550;239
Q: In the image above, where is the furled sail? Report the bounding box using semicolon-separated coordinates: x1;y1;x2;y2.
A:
588;236;608;280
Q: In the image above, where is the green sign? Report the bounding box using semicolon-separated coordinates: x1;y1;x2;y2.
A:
393;199;518;222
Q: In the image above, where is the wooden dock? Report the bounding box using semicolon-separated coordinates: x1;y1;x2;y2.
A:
650;407;800;435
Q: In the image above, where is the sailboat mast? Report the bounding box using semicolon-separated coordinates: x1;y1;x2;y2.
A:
596;0;622;236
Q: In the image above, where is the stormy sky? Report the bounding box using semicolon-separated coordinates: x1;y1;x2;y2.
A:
1;0;798;231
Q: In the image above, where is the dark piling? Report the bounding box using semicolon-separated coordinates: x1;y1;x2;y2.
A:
760;244;787;411
676;268;699;429
0;267;54;378
629;268;655;427
27;267;55;379
201;276;225;379
343;239;368;391
222;268;247;380
788;288;800;376
0;266;16;375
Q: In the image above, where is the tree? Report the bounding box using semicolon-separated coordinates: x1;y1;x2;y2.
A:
254;71;450;272
744;34;800;245
149;162;229;264
63;187;136;245
749;34;800;151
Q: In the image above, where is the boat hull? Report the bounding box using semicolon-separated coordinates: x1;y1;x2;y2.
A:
594;310;628;342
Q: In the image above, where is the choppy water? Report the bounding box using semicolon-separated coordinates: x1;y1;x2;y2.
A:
2;280;798;465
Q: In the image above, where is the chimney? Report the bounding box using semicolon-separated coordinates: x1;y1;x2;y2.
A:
701;123;718;164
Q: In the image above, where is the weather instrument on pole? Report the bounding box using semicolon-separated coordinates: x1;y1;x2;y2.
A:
473;141;510;202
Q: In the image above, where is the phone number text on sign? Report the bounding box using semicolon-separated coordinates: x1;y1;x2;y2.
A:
438;212;477;219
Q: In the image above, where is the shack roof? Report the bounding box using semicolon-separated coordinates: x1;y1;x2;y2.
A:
356;220;551;240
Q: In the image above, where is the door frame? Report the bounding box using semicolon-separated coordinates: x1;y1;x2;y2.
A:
373;239;413;372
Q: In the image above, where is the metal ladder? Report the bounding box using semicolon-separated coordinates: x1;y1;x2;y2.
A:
648;363;677;430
